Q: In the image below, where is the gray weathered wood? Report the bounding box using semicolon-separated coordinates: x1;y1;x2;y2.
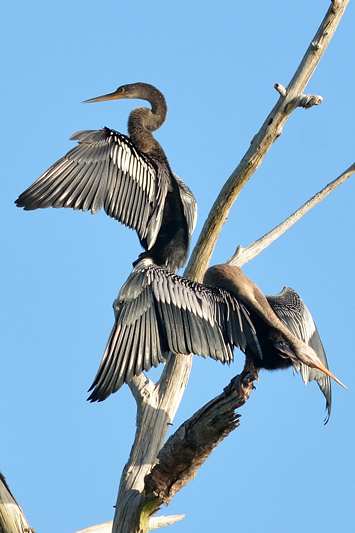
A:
0;473;33;533
144;361;258;509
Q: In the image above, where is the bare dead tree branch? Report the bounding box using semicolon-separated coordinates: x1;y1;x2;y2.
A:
228;163;355;267
76;3;350;532
143;361;258;512
274;83;324;111
0;473;34;533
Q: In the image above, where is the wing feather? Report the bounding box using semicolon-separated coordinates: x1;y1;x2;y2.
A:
16;128;168;249
89;264;261;401
173;174;197;237
267;287;331;422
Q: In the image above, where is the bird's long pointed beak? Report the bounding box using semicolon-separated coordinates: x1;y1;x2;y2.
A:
299;343;347;389
311;360;347;389
83;91;123;104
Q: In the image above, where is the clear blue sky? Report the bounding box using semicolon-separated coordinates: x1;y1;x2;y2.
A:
2;2;354;532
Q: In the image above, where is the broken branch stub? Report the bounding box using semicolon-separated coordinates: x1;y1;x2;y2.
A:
144;361;259;507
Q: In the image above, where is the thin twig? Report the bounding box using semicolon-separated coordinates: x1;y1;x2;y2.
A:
228;163;355;267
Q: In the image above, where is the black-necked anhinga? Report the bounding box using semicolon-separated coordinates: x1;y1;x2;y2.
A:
88;261;342;422
15;83;196;271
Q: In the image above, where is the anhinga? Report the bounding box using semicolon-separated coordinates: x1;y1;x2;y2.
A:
205;264;334;422
15;83;197;271
88;261;342;422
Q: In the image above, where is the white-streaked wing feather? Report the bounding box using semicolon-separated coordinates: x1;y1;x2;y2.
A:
16;128;168;248
88;264;261;401
267;287;331;422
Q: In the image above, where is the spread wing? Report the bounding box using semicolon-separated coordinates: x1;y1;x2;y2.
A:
88;264;259;401
267;287;331;423
15;128;168;249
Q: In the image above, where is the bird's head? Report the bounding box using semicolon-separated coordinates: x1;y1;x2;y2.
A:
83;83;162;104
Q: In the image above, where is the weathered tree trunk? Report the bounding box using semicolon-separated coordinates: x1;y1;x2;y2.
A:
0;473;33;533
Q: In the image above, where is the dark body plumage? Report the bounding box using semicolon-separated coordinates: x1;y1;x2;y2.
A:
15;83;196;271
88;262;334;423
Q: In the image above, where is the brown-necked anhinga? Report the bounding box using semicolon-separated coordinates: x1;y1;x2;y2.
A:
88;261;342;422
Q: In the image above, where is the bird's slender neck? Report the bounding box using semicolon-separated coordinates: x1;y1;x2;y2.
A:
205;264;317;363
207;265;290;327
128;86;167;155
205;265;278;325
